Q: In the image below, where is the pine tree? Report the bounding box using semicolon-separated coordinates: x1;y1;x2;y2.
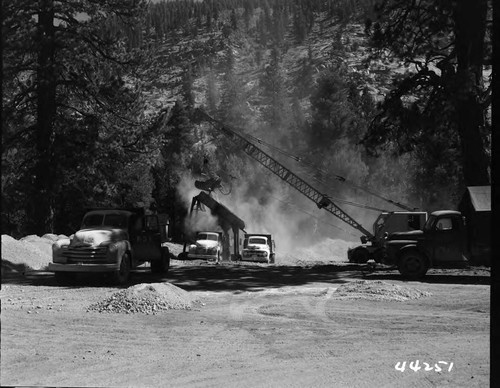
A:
2;0;152;234
363;0;491;187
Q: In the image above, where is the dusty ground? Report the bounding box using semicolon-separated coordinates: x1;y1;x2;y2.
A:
1;258;490;388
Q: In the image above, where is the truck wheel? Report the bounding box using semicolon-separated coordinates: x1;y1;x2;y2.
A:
55;272;76;286
151;249;170;275
269;254;275;264
398;251;429;279
352;247;370;264
112;252;131;285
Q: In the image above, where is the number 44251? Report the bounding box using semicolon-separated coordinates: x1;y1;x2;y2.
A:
395;360;454;372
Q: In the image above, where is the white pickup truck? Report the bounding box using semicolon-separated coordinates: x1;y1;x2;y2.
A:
240;234;275;264
187;231;222;261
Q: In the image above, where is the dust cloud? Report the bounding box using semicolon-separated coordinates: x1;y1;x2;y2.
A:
176;170;361;263
176;173;219;237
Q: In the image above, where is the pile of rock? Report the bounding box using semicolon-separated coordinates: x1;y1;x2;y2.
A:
1;234;65;272
87;283;200;314
333;280;432;302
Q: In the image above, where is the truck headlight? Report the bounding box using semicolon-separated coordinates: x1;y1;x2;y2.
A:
52;243;68;263
106;243;120;261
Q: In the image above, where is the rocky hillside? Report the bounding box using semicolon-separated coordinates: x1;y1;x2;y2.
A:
140;6;403;118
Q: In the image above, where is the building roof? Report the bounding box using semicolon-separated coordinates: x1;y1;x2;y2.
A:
465;186;490;212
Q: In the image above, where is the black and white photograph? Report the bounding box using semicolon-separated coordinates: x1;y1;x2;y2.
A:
1;0;494;386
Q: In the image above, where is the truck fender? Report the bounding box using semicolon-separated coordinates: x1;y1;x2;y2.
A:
114;240;131;262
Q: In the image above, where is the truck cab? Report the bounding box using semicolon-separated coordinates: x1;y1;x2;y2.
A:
384;210;468;279
240;234;275;264
187;231;222;261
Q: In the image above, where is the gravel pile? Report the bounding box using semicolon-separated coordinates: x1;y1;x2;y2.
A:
1;234;65;271
87;283;200;314
333;280;432;302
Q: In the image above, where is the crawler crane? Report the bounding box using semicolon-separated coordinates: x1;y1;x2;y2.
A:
193;109;427;264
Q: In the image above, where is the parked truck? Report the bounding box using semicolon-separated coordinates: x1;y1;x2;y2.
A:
187;231;223;261
48;208;170;285
383;206;490;279
239;234;276;264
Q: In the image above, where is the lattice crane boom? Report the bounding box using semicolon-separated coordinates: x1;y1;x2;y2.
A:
195;109;375;241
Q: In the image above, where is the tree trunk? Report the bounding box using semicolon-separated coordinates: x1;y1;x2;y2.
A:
454;0;490;186
30;0;57;234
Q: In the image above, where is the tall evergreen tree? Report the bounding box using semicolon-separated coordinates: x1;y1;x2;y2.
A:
363;0;492;187
260;47;287;129
2;0;151;234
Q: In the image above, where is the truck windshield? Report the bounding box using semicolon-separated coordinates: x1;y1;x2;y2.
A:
82;214;128;228
249;238;267;245
198;233;218;241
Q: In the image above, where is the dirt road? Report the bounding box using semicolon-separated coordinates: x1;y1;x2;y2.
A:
1;262;490;387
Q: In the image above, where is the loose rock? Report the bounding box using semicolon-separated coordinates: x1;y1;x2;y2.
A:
87;283;201;314
333;280;432;301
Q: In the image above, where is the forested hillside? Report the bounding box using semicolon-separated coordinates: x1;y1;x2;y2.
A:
2;0;492;244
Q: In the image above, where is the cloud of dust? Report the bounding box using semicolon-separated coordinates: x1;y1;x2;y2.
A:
175;167;361;262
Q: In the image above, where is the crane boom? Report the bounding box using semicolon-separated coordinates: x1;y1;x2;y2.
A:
196;109;375;240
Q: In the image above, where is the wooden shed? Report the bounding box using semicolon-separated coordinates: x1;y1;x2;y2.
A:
458;186;490;264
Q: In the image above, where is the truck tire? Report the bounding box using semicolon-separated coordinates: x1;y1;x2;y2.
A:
112;252;131;285
398;251;429;279
269;254;275;264
151;248;170;275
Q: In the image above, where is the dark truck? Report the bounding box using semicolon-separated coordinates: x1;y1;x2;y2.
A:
48;208;170;285
348;211;428;263
383;204;490;279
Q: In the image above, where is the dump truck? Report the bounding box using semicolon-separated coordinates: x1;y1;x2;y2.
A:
187;231;223;261
239;234;276;264
383;187;491;279
48;208;170;285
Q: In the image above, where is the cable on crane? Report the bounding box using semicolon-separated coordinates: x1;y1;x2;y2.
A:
212;123;392;212
228;126;417;211
267;194;360;238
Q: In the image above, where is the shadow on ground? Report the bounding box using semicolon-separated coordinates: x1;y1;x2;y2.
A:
2;261;367;291
364;272;491;285
1;260;490;290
